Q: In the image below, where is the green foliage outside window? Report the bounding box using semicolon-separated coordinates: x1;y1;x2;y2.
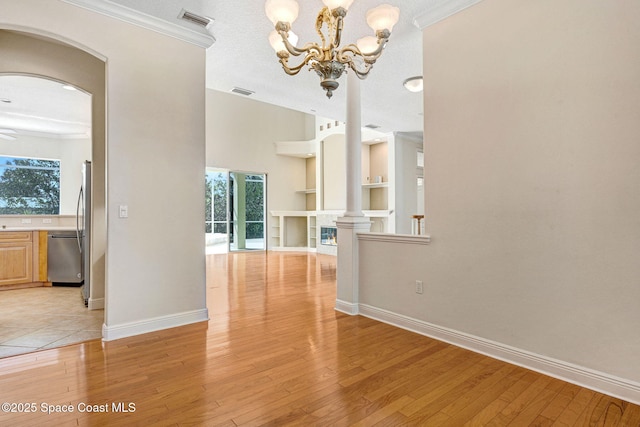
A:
205;172;264;240
0;157;60;215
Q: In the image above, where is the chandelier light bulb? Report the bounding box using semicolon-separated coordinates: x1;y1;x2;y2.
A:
322;0;354;11
366;4;400;32
269;30;298;53
356;36;379;55
265;0;299;25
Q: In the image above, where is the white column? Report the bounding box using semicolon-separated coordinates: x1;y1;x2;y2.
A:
335;71;371;315
345;70;362;217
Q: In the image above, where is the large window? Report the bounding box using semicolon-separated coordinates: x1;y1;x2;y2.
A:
0;156;60;215
205;171;228;235
205;170;266;253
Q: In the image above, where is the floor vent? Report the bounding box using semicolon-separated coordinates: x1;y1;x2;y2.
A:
231;87;255;96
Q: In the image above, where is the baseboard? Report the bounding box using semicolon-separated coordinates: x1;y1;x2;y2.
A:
335;299;359;315
270;246;316;253
88;297;104;310
359;304;640;405
102;308;209;342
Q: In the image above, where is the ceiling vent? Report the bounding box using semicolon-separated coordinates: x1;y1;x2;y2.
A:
365;124;381;129
179;9;213;29
231;87;255;96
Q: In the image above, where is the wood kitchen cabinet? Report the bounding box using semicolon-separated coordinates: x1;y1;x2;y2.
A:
0;231;49;289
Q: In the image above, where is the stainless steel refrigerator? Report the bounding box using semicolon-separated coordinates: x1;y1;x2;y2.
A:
78;160;91;306
47;160;91;298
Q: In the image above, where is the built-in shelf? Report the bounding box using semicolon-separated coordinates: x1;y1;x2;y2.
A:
270;211;317;252
363;210;393;216
362;182;388;189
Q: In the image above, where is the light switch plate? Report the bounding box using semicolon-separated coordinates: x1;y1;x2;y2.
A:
119;205;128;218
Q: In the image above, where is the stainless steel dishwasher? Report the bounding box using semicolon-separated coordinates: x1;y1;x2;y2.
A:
47;230;83;284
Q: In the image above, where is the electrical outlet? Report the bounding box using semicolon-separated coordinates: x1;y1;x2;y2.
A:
42;218;52;224
21;218;32;224
119;205;128;218
415;280;424;294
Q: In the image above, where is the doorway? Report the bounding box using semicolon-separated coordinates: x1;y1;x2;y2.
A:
206;169;266;253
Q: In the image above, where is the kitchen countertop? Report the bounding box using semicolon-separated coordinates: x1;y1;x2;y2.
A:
0;226;77;232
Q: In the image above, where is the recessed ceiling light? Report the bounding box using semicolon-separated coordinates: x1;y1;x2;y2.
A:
403;76;423;93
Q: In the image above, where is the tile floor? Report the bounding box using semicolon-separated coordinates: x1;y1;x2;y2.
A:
0;286;103;358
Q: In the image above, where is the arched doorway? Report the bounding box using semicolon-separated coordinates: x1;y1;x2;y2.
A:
0;29;106;355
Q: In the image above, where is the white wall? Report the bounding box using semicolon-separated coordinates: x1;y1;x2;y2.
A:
358;0;640;401
205;89;313;248
0;135;91;215
2;0;208;337
321;134;347;211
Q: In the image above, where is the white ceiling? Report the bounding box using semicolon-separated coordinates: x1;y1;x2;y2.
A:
108;0;429;133
2;1;476;138
0;75;92;139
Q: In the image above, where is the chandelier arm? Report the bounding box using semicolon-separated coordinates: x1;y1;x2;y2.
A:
277;30;323;57
337;45;381;63
341;34;387;61
345;60;374;79
333;15;344;49
279;53;322;76
315;8;330;49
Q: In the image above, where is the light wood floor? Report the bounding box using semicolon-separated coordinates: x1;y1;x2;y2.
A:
0;252;638;426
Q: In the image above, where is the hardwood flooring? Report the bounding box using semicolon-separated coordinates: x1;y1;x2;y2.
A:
0;251;638;426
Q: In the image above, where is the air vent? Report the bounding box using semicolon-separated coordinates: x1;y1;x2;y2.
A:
179;9;213;28
231;87;255;96
365;124;381;129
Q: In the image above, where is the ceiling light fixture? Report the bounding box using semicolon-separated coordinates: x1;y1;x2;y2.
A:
0;98;11;103
265;0;400;99
403;76;423;92
62;84;77;91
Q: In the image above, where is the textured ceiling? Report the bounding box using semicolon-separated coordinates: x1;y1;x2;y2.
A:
110;0;428;134
1;1;433;138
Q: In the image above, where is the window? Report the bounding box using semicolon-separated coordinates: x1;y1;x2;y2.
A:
0;156;61;215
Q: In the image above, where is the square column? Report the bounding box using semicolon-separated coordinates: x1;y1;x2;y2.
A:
335;216;371;315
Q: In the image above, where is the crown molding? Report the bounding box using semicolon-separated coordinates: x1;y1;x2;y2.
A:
61;0;214;48
413;0;485;30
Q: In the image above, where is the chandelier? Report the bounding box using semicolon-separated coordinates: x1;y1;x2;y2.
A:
265;0;400;98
